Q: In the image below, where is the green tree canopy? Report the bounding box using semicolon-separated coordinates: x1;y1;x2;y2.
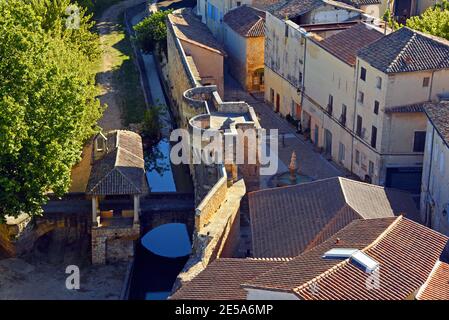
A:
0;0;103;222
133;10;173;53
407;0;449;40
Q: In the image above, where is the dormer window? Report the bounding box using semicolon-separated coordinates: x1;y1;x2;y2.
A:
96;138;105;152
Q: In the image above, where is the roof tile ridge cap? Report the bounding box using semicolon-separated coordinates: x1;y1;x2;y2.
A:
361;215;402;252
293;216;402;296
415;260;442;299
293;257;351;295
246;17;264;36
247;257;294;261
387;30;416;73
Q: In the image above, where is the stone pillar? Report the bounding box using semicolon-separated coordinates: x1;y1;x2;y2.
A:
92;196;98;227
133;195;140;224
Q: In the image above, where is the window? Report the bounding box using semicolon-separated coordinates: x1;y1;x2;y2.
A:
358;91;364;104
371;126;377;149
339;143;345;162
355;150;360;165
299;72;303;85
423;77;430;87
270;88;274;104
360;67;366;81
413;131;426;152
369;161;375;177
374;100;379;115
376;76;382;89
327;94;333;115
341;104;347;126
236;1;241;5
356;115;363;137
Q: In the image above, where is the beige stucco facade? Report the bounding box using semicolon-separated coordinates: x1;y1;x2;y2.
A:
421;120;449;236
263;8;361;118
302;41;449;189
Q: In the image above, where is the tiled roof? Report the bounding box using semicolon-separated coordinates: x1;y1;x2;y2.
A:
249;177;419;258
385;103;426;113
268;0;323;19
244;217;449;300
169;258;285;300
316;23;384;66
224;5;265;38
86;130;146;195
358;27;449;73
168;8;226;55
417;261;449;300
424;102;449;147
339;0;381;7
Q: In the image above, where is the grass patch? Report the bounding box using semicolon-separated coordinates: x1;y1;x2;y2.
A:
101;15;147;127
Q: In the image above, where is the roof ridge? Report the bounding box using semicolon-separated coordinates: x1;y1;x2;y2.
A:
292;216;402;297
247;257;294;262
387;29;416;73
246;17;265;36
248;176;340;196
415;260;442;299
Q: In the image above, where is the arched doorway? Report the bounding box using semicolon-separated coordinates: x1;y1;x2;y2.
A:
252;68;264;92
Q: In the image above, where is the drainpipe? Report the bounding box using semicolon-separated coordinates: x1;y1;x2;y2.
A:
428;70;435;102
425;127;435;227
300;32;308;126
350;60;361;175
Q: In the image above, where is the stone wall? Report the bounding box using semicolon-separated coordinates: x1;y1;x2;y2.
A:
91;224;140;265
0;212;90;258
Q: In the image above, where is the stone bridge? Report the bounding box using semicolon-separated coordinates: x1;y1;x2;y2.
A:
0;192;195;257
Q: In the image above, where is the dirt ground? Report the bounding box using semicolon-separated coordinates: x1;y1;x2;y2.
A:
0;258;128;300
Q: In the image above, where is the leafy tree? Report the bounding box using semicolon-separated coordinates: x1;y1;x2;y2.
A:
142;106;165;144
26;0;100;60
383;8;402;30
133;10;173;53
407;0;449;40
0;0;103;222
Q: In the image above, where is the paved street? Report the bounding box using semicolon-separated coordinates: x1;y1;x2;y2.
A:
224;72;343;187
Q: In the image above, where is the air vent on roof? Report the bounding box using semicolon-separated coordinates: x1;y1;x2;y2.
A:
323;248;379;274
350;251;379;273
323;248;358;259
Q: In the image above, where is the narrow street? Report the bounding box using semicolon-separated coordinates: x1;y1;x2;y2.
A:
224;71;343;186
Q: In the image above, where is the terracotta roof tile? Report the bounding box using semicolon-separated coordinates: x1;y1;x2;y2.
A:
294;218;449;300
224;5;265;38
169;258;285;300
316;23;384;66
385;103;426;114
244;217;449;300
168;8;226;55
268;0;323;19
86;130;146;195
424;101;449;147
358;27;449;73
249;177;419;258
417;261;449;300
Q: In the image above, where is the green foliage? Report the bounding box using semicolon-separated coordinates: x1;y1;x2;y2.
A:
142;106;165;144
133;10;173;53
383;8;402;30
407;0;449;40
0;0;103;221
26;0;100;60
